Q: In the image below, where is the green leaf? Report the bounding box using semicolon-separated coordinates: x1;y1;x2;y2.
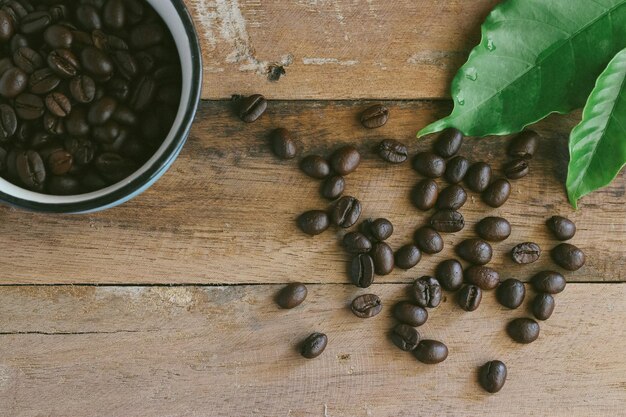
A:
567;48;626;208
418;0;626;138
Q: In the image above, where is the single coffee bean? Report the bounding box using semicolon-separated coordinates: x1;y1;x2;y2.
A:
76;5;102;31
413;340;448;364
47;49;80;78
483;178;511;208
332;196;361;228
509;130;539;159
300;332;327;359
412;152;446;178
411;179;438;210
16;150;46;190
80;46;114;81
551;243;585;271
393;301;428;326
300;155;330;179
394;244;421;270
330;145;360;176
465;266;500;290
479;360;507;393
371;242;394;275
130;23;165;49
49;4;69;21
29;68;61;95
350;253;375;288
366;218;393;241
377;139;407;163
297;210;330;236
351;293;383;318
391;324;420;351
45;92;71;117
238;94;266;123
496;279;526;309
93;121;124;144
43;25;73;49
456;238;492;265
445;155;470;184
360;104;389;129
88;96;117;125
532;293;555;321
65;107;90;136
64;137;96;166
20;11;52;34
458;285;482;311
13;47;43;74
112;106;138;126
29;132;54;150
47;149;73;176
531;271;566;294
0;10;14;42
546;216;576;241
269;128;297;159
276;283;307;309
511;242;541;264
465;162;492;192
95;152;135;182
107;77;130;102
343;232;372;254
414;226;443;254
412;276;442;308
15;93;44;120
0;104;17;141
507;318;540;344
476;217;511;242
103;0;126;30
47;175;80;195
435;259;464;291
0;67;28;98
111;50;139;80
436;184;467;210
504;158;529;180
434;128;463;158
429;209;464;233
129;75;155;111
321;175;344;200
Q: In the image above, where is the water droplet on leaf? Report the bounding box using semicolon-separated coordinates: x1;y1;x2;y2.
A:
486;39;496;51
456;94;465;105
465;68;478;81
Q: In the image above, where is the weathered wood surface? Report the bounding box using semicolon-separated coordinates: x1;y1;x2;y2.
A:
0;284;623;417
185;0;499;99
0;101;623;284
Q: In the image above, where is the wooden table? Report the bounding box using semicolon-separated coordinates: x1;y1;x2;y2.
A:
1;1;624;416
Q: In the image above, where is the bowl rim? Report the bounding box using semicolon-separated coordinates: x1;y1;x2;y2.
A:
0;1;203;214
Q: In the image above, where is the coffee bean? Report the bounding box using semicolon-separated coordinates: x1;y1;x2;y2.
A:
413;152;446;178
111;50;139;80
377;139;407;163
435;259;464;291
458;285;482;311
16;150;45;190
343;232;372;254
511;242;541;264
465;266;500;290
297;210;330;236
95;152;135;182
413;340;448;364
93;121;124;144
44;25;73;49
0;67;28;98
360;104;389;129
130;23;165;49
76;5;102;31
29;68;61;95
238;94;266;123
13;47;43;74
29;132;53;150
546;216;576;241
270;128;297;160
321;175;344;200
45;92;71;117
411;179;438;211
276;283;307;309
391;324;420;351
47;49;80;78
103;0;126;30
479;360;507;393
496;279;526;309
465;162;492;192
531;271;566;294
551;243;585;271
434;128;463;158
350;253;375;288
394;244;421;270
330;145;360;176
393;301;428;326
414;226;443;254
15;93;44;120
300;332;327;359
64;137;96;166
430;209;464;233
47;149;73;176
436;184;467;210
364;218;393;241
0;104;17;141
456;239;492;265
112;106;137;126
332;196;361;228
129;75;155;111
444;155;470;184
80;170;105;192
371;242;394;275
351;293;382;318
300;155;330;179
20;11;52;34
509;130;539;159
65;107;90;136
48;175;80;195
88;96;117;125
107;77;130;102
482;178;511;208
0;10;14;42
504;158;529;180
412;276;442;308
507;318;540;344
476;217;511;242
81;46;114;81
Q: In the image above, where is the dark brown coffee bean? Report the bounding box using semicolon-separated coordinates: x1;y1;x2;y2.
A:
47;175;80;195
393;301;428;327
371;242;394;276
394;244;421;270
0;104;17;141
391;324;420;351
300;332;327;359
130;23;165;49
509;130;539;159
412;276;442;308
29;132;53;150
332;196;361;228
95;152;136;182
551;243;585;271
47;148;72;176
321;175;344;200
465;266;500;290
458;284;482;311
107;77;130;102
69;75;96;103
507;318;540;344
476;217;511;242
65;107;90;136
350;253;375;288
413;340;448;364
300;155;330;179
111;50;139;80
414;226;443;254
496;279;526;309
76;5;101;31
465;162;492;192
532;293;555;321
377;139;407;163
546;216;576;241
435;259;464;291
430;209;464;233
276;283;307;309
0;10;14;42
483;178;511;208
330;145;360;176
29;68;60;95
297;210;330;236
351;293;382;318
88;96;117;125
411;179;438;210
434;128;463;158
531;271;566;294
15;93;44;120
504;158;529;180
103;0;126;30
93;121;124;144
49;4;69;21
436;184;467;210
360;104;389;129
130;76;155;112
43;25;73;49
456;239;492;265
16;150;45;190
20;11;52;34
511;242;541;264
413;152;446;178
13;122;33;147
365;218;393;241
13;47;43;74
45;92;71;117
238;94;266;123
0;67;28;98
270;128;297;160
64;137;95;166
343;232;372;254
81;170;107;192
479;360;507;393
444;155;470;184
47;49;80;78
112;106;137;126
80;46;114;81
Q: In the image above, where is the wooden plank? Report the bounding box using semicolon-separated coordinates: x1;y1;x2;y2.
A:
184;0;499;99
0;284;623;416
1;100;624;284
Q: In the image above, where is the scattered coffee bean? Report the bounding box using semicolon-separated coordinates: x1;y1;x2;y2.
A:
412;276;442;308
351;293;383;318
411;179;439;211
45;92;71;118
297;210;330;236
546;216;576;241
458;284;482;311
496;279;526;309
479;360;507;393
48;175;80;195
47;149;73;176
532;293;555;321
511;242;542;264
509;130;539;159
15;93;44;120
371;242;394;275
413;340;448;364
507;318;540;344
435;259;464;291
465;266;500;290
436;184;467;210
465;162;492;192
276;283;308;309
444;155;470;184
300;332;327;359
504;158;530;180
332;196;362;228
343;232;372;254
270;128;297;160
13;47;43;74
238;94;266;123
360;104;389;129
429;209;465;233
414;226;444;254
394;244;421;270
393;301;428;327
531;271;566;294
456;238;492;265
330;145;361;176
300;155;330;179
476;217;511;242
391;324;420;351
366;218;394;241
377;139;408;164
69;75;96;103
551;243;585;271
0;67;28;98
434;128;463;158
44;25;73;49
29;68;61;95
16;150;46;190
0;104;17;141
350;254;375;288
47;48;80;78
413;152;446;178
482;178;511;208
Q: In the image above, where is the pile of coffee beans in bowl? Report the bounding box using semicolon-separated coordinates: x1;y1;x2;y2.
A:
0;0;182;195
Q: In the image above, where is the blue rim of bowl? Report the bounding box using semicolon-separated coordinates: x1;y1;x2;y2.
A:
0;1;203;214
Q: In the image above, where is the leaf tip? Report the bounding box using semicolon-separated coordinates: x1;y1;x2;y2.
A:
417;118;449;138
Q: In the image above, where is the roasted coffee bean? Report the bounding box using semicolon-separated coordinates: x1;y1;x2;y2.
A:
8;36;26;55
434;128;463;158
531;271;566;294
371;242;394;275
238;94;266;123
0;104;17;141
321;175;344;200
29;68;61;95
93;121;123;144
483;178;511;208
496;279;525;309
479;360;507;393
129;75;155;111
509;130;539;159
430;209;464;233
107;77;130;102
270;128;297;160
47;175;80;195
95;152;135;182
435;259;464;291
465;266;500;290
504;158;529;180
456;239;492;265
350;253;375;288
13;47;43;74
445;155;470;184
360;104;389;129
112;106;137;126
15;93;44;120
111;50;138;80
395;244;421;270
76;5;102;31
130;23;165;49
343;232;372;254
330;145;360;176
436;184;467;210
546;216;576;241
103;0;126;30
413;152;446;178
65;107;90;136
414;226;443;254
16;150;45;190
476;217;511;242
391;324;420;351
276;283;307;309
551;243;585;271
0;10;14;42
300;332;327;359
365;218;393;241
80;46;114;81
29;132;53;150
351;294;383;318
72;30;94;47
511;242;541;264
47;49;80;78
413;340;448;364
69;75;96;103
64;137;96;166
49;4;69;21
393;301;428;327
411;179;438;210
297;210;330;236
458;285;482;311
332;196;361;228
532;293;555;321
300;155;330;179
45;92;71;117
20;11;52;34
43;25;73;49
47;148;72;175
412;276;442;308
0;67;28;98
14;122;32;146
377;139;408;163
88;96;117;125
507;318;540;344
126;0;146;25
465;162;492;192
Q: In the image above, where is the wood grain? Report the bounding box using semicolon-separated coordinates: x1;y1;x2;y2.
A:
0;284;623;417
0;101;624;284
184;0;499;99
